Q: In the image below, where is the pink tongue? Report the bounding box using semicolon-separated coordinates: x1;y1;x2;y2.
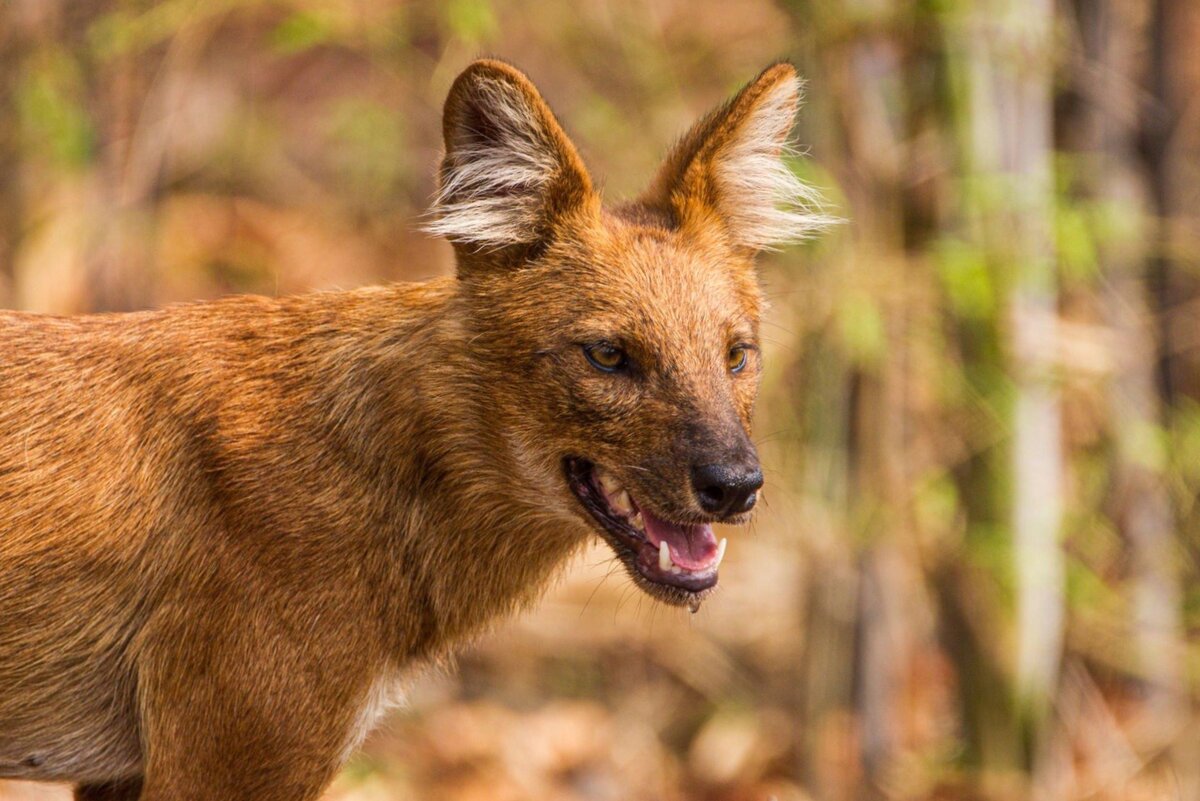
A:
640;507;719;570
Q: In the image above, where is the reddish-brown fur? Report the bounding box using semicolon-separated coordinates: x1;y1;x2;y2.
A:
0;60;823;800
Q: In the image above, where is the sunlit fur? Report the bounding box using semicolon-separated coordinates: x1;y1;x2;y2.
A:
0;59;825;801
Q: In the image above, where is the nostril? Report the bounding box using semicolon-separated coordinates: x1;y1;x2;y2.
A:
740;487;760;513
697;483;726;512
738;468;763;513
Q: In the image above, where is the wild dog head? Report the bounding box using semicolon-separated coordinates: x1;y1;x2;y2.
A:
427;60;828;608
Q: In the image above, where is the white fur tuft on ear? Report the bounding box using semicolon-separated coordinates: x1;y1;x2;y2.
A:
713;77;834;250
424;77;560;249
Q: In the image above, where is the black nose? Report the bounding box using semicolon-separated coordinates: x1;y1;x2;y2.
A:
691;461;763;517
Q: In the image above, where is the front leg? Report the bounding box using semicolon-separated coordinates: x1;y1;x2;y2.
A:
134;594;380;801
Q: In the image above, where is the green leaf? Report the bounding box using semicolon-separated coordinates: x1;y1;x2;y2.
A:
15;51;93;168
836;290;886;365
1055;202;1097;284
443;0;496;44
936;237;995;320
271;11;333;54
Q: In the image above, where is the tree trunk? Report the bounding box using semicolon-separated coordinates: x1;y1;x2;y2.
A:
1077;0;1185;750
950;0;1064;782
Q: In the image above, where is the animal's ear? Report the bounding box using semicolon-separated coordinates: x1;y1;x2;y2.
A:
424;60;596;259
640;62;829;252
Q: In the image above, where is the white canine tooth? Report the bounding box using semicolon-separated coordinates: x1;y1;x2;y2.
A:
611;490;633;514
630;512;644;530
598;471;621;495
658;541;672;572
715;538;728;569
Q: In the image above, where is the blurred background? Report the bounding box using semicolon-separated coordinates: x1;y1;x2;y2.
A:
1;0;1198;799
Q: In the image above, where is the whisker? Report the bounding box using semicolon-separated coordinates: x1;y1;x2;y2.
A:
580;558;620;617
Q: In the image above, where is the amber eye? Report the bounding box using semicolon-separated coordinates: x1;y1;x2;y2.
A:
728;345;749;373
583;343;628;373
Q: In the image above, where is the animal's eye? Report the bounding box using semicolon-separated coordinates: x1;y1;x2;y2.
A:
582;343;628;373
728;345;749;373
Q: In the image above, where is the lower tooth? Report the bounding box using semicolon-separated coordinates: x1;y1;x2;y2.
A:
658;541;672;572
715;537;728;568
630;512;644;529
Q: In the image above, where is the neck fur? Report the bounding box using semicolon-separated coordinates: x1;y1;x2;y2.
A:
332;283;585;664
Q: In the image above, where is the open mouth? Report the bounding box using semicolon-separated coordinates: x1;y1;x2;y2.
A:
564;457;727;608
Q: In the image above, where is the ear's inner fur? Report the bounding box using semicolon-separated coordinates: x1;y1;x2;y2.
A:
425;61;595;260
639;61;832;250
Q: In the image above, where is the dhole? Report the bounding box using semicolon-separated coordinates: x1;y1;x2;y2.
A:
0;60;826;800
